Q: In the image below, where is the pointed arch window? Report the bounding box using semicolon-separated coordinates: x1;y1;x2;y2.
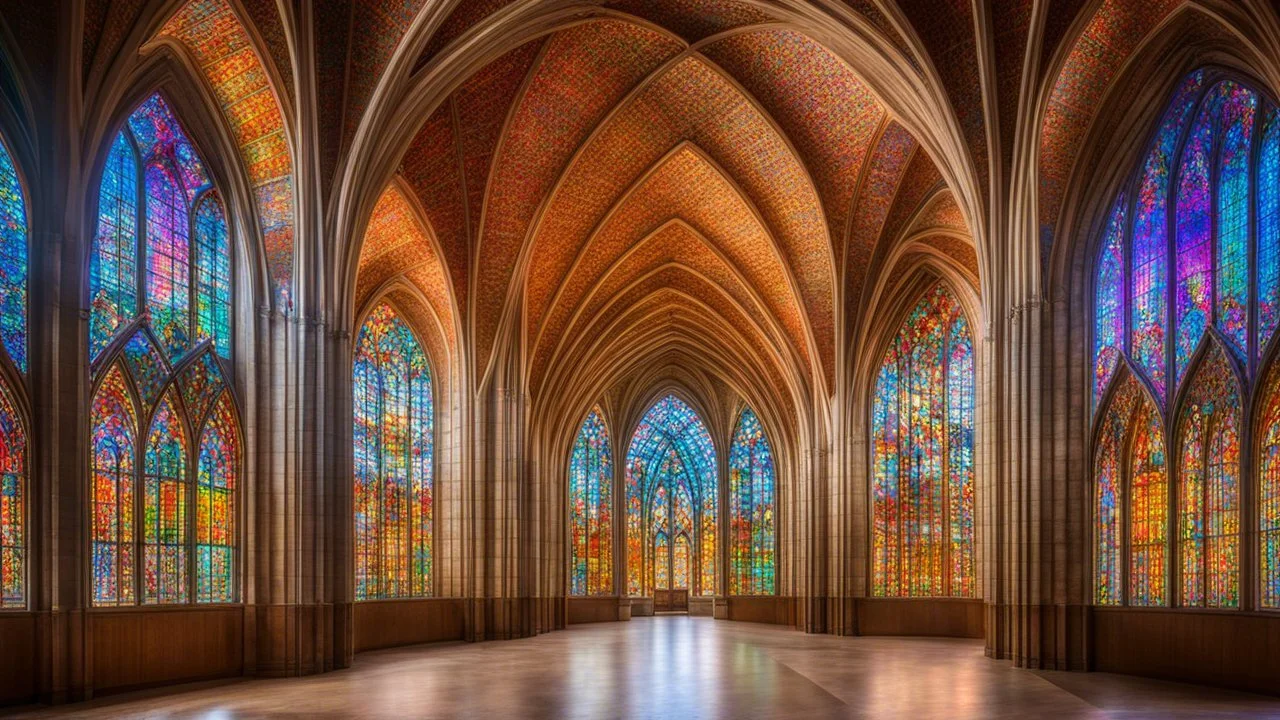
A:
625;395;717;597
88;93;241;607
0;133;29;609
1090;69;1280;609
352;302;434;601
569;407;613;596
871;283;975;598
1093;376;1168;606
728;406;775;596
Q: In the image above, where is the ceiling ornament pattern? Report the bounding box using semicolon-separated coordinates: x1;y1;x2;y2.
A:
916;234;980;279
532;221;786;396
530;146;809;393
700;28;885;264
1039;0;1183;269
474;20;685;376
844;121;917;320
357;184;456;354
344;0;430;150
521;53;835;389
154;0;296;309
548;277;794;422
604;0;772;42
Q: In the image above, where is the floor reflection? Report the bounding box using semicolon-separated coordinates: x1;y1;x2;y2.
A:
12;616;1280;719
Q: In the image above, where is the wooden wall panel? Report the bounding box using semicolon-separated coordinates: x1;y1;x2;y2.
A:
1092;608;1280;696
567;597;620;624
88;608;244;695
0;613;36;705
353;599;467;653
726;596;794;625
856;598;984;638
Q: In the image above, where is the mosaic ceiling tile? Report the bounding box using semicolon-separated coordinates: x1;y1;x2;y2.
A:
913;191;968;234
475;19;684;373
343;0;430;150
845;121;917;319
156;0;295;308
604;0;772;42
532;221;783;395
895;0;988;198
549;270;792;418
400;103;469;317
415;0;519;72
700;28;885;261
534;146;810;389
1038;0;1182;267
916;234;980;279
357;185;455;353
521;54;834;388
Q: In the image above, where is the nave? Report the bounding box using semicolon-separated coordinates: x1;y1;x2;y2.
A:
11;616;1280;719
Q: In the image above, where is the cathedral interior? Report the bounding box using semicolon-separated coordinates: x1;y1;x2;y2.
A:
2;0;1280;717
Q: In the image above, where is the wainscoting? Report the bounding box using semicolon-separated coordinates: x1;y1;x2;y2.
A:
353;598;467;653
1091;607;1280;696
0;612;35;704
87;607;244;696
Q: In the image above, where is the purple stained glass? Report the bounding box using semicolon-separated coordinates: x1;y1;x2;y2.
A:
1094;196;1126;410
1130;71;1206;402
1174;89;1222;391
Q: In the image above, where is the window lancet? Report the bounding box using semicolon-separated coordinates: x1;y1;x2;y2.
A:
88;93;241;607
625;395;717;597
353;302;434;601
728;406;776;596
871;283;975;598
569;408;613;597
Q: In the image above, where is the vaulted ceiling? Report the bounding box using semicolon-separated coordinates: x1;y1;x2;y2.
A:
18;0;1278;435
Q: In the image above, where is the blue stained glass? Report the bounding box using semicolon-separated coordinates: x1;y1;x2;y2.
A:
1260;109;1280;357
193;193;232;357
145;164;191;359
0;137;27;373
728;406;775;596
1215;84;1255;359
625;395;717;597
90;132;139;361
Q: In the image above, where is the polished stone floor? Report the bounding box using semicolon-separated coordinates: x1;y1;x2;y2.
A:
12;616;1280;719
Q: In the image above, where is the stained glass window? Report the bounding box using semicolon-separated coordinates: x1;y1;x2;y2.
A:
728;406;775;596
1261;364;1280;609
353;302;434;601
1176;346;1240;609
625;395;717;597
1091;70;1280;609
91;366;137;606
0;381;25;609
0;136;27;373
89;92;240;607
569;408;613;596
193;193;232;357
144;390;189;604
1094;378;1140;605
91;92;232;362
1093;197;1126;408
1128;400;1167;606
0;134;27;609
197;392;238;603
871;283;975;598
